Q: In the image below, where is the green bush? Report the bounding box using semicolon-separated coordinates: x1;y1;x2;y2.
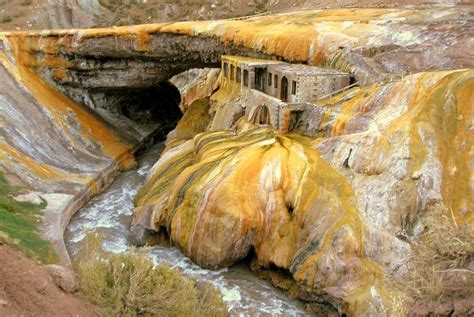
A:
76;233;227;317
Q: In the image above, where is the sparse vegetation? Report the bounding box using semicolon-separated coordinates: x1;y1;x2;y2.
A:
407;209;473;307
76;233;227;317
255;0;267;12
98;0;119;11
0;172;57;263
1;15;12;23
91;0;267;27
21;0;33;6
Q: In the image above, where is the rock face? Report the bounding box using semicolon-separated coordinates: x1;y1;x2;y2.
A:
134;121;407;315
0;48;135;194
0;0;465;32
1;6;471;97
133;68;473;315
314;69;474;234
0;6;472;315
170;68;220;112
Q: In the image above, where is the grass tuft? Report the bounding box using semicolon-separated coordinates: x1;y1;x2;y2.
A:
1;16;12;23
76;233;227;317
407;208;474;305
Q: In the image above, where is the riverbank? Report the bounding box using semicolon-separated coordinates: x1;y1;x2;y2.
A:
65;142;311;316
0;243;99;316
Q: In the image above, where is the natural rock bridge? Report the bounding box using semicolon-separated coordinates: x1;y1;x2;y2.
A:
1;7;471;101
0;7;472;316
1;8;470;146
1;8;471;139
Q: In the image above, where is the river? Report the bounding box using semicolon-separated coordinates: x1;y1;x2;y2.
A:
64;142;311;317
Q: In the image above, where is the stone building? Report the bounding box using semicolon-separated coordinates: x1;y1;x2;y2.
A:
221;55;350;102
264;64;350;103
220;55;351;134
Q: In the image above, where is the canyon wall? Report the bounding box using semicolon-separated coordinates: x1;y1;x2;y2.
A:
2;6;472;89
0;6;472;315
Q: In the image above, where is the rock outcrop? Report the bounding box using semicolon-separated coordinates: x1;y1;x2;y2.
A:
313;69;474;233
133;121;407;315
0;6;472;315
1;6;471;96
2;0;464;32
133;68;473;315
170;68;221;112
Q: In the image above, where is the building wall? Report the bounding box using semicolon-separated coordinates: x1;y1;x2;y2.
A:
263;69;281;100
243;88;286;130
264;67;351;103
290;104;330;137
297;74;350;102
220;56;351;136
221;58;244;88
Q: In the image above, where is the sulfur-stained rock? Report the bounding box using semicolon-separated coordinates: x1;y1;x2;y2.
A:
133;120;408;315
133;67;473;315
164;98;214;148
312;69;474;235
170;68;221;112
0;5;472;315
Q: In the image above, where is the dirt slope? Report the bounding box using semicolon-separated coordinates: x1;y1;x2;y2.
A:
0;243;98;317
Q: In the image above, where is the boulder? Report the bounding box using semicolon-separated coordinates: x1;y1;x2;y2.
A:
45;265;79;294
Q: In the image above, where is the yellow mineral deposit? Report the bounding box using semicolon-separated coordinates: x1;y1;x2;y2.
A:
135;120;406;315
134;66;472;315
0;142;91;185
1;35;136;171
1;5;472;316
325;69;473;223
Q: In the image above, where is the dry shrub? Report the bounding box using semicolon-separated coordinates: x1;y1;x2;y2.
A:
408;209;474;304
76;234;227;317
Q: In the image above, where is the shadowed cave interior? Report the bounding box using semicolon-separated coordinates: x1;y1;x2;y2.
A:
85;80;183;142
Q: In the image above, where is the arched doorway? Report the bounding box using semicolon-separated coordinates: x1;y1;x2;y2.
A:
249;105;271;126
230;65;235;80
281;76;288;101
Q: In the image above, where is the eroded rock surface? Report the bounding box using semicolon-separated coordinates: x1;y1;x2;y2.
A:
133;68;473;315
134;121;406;315
170;68;220;111
313;69;474;233
0;6;472;315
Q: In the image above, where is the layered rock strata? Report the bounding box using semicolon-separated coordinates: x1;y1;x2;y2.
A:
1;6;472;98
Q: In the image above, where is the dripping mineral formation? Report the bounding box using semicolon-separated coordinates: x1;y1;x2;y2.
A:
0;5;473;316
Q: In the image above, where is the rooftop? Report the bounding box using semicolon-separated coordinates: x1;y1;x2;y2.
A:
271;64;348;76
222;55;348;76
222;55;282;66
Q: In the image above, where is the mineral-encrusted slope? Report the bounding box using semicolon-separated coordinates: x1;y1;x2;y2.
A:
133;68;473;315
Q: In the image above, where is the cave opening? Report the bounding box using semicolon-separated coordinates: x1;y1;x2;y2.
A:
90;81;183;144
119;81;182;125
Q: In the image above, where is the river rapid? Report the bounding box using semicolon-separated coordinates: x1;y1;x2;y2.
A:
64;142;311;317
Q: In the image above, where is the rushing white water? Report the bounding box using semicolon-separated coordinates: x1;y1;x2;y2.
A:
64;142;312;316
